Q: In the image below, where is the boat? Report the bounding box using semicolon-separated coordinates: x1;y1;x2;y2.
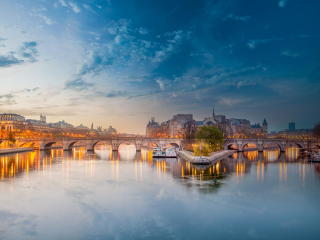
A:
309;152;320;162
164;147;177;158
152;147;166;158
152;147;177;158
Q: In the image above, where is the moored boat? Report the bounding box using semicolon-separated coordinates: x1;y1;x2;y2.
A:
308;151;320;162
152;147;166;158
152;147;177;158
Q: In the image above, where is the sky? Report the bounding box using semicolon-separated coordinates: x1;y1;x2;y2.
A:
0;0;319;134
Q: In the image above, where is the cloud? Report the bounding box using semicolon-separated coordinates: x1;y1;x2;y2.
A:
30;7;55;25
247;37;283;49
68;2;81;13
38;14;55;25
278;0;288;8
19;41;39;63
78;50;113;76
57;0;81;13
156;79;165;90
152;30;190;63
138;27;148;35
223;14;250;22
281;50;300;58
65;79;94;91
0;40;40;67
0;94;16;105
0;54;23;67
104;90;128;98
236;80;257;88
218;97;249;106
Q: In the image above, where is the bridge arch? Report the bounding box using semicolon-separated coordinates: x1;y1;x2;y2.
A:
87;140;113;151
263;142;284;152
240;142;258;151
169;142;180;148
285;142;304;150
118;142;137;152
19;142;36;148
226;143;239;150
63;141;79;151
43;141;57;150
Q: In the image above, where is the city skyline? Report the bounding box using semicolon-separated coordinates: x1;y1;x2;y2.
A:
0;0;319;133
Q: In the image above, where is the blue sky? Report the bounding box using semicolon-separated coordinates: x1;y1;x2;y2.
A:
0;0;319;133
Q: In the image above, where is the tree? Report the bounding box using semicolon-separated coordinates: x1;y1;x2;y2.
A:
8;132;16;147
183;121;197;139
194;126;224;155
314;123;320;138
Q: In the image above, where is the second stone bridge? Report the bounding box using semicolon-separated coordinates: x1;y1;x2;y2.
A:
34;137;183;151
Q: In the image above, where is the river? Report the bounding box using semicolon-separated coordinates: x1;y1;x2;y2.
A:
0;146;319;240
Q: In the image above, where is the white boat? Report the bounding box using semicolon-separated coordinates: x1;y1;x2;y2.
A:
309;152;320;162
152;147;166;158
165;147;177;158
152;147;177;158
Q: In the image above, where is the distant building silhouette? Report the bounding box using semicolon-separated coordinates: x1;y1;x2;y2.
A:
289;122;296;132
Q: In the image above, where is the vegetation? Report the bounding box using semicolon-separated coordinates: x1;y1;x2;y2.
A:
314;123;320;138
193;126;224;156
8;132;16;144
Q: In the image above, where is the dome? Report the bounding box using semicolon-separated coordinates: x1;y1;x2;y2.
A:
0;113;25;122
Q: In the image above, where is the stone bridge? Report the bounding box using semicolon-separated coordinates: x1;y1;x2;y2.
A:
18;137;182;152
224;138;320;152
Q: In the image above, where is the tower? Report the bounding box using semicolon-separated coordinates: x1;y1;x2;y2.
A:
262;118;268;133
40;114;46;123
212;106;215;118
288;122;295;132
91;122;94;130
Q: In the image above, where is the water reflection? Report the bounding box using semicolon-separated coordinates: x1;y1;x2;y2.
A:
0;147;320;239
0;146;316;184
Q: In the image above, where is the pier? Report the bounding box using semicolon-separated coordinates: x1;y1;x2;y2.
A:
177;150;235;165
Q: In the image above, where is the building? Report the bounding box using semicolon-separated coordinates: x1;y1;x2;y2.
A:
169;114;194;138
146;115;196;138
197;107;268;138
288;122;296;132
40;114;46;123
105;126;117;135
0;113;26;132
146;106;268;139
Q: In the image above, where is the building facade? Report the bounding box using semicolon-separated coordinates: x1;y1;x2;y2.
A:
146;107;268;139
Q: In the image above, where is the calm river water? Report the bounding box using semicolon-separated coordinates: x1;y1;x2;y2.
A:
0;146;319;240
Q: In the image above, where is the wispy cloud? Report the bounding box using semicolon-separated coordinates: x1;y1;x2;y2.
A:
0;41;39;67
218;97;249;106
30;7;55;25
0;94;16;106
0;54;23;68
281;50;300;58
20;41;39;63
223;14;250;22
152;30;190;63
65;79;94;91
156;79;165;90
57;0;81;13
278;0;288;8
247;37;283;49
104;90;128;98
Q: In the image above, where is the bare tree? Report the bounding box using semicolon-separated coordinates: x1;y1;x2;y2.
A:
314;123;320;138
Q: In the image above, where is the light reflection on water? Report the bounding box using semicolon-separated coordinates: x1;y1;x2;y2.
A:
0;146;319;239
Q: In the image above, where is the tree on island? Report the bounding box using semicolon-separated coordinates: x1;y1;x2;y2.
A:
314;123;320;138
193;126;224;156
8;132;16;147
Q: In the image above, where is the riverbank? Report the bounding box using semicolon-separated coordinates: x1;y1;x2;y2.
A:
177;150;235;165
0;147;34;155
